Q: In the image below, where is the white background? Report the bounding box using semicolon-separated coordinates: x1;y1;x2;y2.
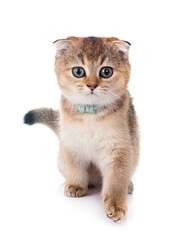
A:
0;0;181;239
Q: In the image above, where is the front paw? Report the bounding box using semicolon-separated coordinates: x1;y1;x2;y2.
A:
103;195;127;222
64;184;87;197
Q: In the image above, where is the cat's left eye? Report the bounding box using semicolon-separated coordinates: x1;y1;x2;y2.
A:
72;67;86;78
99;67;113;78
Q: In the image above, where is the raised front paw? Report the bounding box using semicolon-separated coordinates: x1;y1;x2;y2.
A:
103;195;127;222
128;181;134;194
64;184;87;197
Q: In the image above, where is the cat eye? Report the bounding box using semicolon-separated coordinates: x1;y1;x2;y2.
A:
72;67;86;78
99;67;113;78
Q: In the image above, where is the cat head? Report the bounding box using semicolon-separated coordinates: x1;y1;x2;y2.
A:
54;36;131;106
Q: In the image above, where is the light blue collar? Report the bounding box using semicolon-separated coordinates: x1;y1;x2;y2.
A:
77;104;100;114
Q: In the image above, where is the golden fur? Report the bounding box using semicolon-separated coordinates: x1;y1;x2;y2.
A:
24;36;139;222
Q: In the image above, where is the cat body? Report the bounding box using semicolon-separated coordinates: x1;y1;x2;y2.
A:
24;37;139;222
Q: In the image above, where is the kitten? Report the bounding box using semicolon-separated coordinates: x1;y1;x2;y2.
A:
24;36;139;222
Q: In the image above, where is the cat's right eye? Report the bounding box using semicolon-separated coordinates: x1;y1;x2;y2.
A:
72;67;86;78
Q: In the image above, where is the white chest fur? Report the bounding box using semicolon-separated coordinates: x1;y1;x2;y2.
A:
60;113;129;166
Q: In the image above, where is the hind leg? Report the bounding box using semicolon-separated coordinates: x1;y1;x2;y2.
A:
88;163;102;187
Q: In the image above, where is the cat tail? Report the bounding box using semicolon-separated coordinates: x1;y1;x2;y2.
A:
23;108;60;137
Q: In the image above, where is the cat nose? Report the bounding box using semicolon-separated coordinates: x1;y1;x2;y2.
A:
86;84;98;91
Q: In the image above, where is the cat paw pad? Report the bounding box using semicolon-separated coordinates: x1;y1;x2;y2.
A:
128;181;134;194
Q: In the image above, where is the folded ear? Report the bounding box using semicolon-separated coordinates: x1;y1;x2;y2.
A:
53;39;72;56
114;40;131;59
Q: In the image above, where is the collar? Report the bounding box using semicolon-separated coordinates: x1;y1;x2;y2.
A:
77;104;100;114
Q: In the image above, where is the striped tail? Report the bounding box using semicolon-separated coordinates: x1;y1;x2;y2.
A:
24;108;60;136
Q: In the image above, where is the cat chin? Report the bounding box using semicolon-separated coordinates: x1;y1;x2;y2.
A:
65;95;101;106
63;93;117;107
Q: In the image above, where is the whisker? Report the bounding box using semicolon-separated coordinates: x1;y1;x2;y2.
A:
100;90;129;109
107;91;120;99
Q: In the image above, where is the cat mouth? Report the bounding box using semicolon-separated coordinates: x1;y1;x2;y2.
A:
85;92;98;96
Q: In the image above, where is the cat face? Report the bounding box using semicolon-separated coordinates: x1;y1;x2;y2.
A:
54;37;131;106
